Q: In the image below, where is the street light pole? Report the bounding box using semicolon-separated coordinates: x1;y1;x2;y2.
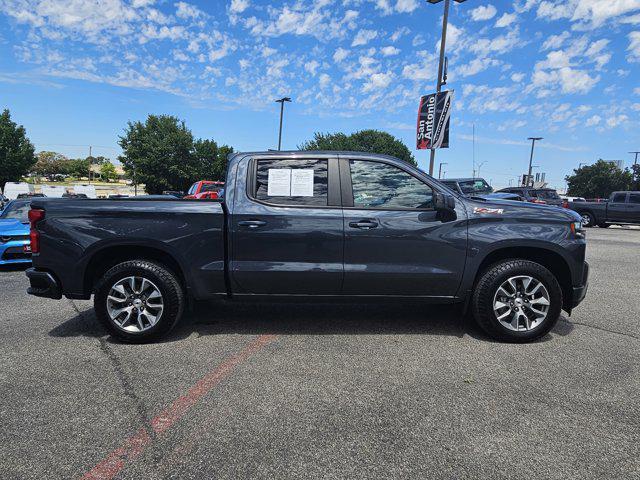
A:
526;137;542;187
428;0;449;177
476;161;486;178
275;97;291;150
438;162;448;179
425;0;466;176
630;151;640;166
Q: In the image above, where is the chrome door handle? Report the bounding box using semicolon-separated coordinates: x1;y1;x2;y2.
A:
238;220;267;229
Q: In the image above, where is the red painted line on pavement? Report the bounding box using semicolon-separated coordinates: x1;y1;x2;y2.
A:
81;334;277;480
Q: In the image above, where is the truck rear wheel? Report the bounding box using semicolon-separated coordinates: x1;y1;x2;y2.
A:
94;260;184;343
472;259;562;343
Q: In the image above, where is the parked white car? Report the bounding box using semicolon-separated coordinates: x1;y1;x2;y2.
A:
72;184;97;199
41;185;66;198
2;182;35;200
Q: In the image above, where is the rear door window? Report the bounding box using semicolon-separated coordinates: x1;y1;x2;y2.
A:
612;193;627;203
254;159;328;206
627;193;640;204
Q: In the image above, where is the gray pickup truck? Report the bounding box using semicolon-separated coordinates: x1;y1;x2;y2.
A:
26;151;589;343
570;191;640;227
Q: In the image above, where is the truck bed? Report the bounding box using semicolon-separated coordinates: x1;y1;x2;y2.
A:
30;198;227;300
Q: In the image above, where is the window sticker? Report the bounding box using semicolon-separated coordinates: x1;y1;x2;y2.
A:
291;169;314;197
267;169;292;196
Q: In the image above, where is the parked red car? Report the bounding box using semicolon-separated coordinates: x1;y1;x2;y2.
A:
184;181;224;199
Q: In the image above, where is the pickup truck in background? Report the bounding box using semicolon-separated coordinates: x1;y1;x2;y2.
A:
569;191;640;227
26;151;589;344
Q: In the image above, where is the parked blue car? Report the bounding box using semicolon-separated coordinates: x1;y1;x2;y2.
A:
0;199;32;265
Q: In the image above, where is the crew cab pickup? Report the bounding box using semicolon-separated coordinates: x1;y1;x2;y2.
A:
26;151;589;343
569;191;640;228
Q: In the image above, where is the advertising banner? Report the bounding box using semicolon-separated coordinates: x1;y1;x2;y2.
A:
416;90;453;150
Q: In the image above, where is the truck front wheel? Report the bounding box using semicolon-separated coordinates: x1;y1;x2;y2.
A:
94;260;184;343
580;212;594;227
472;259;562;343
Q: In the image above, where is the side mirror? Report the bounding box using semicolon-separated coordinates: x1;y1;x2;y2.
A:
435;192;456;211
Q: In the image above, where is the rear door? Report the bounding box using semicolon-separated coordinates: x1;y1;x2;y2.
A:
626;193;640;222
340;157;467;297
608;192;628;222
230;156;344;295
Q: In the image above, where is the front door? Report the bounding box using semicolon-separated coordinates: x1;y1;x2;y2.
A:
231;156;344;295
341;158;467;297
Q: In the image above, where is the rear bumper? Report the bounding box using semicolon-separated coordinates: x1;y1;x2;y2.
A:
26;268;62;299
570;261;589;308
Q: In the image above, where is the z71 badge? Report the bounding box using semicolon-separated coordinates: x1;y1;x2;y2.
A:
474;207;504;215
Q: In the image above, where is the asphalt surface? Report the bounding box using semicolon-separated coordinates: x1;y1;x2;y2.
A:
1;227;638;480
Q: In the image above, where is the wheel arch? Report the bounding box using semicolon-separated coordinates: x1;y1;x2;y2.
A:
473;246;573;312
83;244;188;297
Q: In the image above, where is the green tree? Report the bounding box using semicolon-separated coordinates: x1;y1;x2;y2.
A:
565;159;633;198
32;151;69;180
100;162;119;182
299;129;416;166
0;109;36;186
193;139;233;180
631;164;640;191
118;115;198;194
65;158;91;179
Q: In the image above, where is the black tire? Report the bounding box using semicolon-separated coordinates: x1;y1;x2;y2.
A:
580;211;594;228
94;260;184;343
598;223;610;228
472;259;562;343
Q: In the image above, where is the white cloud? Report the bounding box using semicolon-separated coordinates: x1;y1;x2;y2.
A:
175;2;204;20
395;0;419;13
585;115;601;126
532;67;600;95
380;46;400;56
470;4;497;21
230;0;249;14
495;12;517;27
511;72;525;82
457;57;500;77
628;31;640;61
390;26;410;42
606;114;629;128
635;87;640;95
319;73;331;88
304;60;320;76
333;47;349;62
541;31;570;50
362;71;393;92
537;0;640;28
352;29;378;47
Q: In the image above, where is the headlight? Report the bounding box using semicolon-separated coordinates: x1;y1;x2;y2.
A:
570;221;584;237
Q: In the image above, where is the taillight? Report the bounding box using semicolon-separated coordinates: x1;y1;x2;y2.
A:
28;208;45;254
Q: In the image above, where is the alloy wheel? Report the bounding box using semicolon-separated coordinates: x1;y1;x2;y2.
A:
106;276;164;333
492;275;550;331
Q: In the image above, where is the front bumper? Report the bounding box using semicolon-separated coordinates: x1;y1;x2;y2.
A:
571;261;589;308
26;268;62;299
0;241;31;265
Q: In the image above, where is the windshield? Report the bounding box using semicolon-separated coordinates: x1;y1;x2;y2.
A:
0;201;30;223
534;189;560;200
200;183;223;193
458;179;493;195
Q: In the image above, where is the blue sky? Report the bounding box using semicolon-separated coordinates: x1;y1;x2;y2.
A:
1;0;639;189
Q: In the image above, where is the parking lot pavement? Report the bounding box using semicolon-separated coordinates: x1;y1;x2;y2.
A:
0;228;638;480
